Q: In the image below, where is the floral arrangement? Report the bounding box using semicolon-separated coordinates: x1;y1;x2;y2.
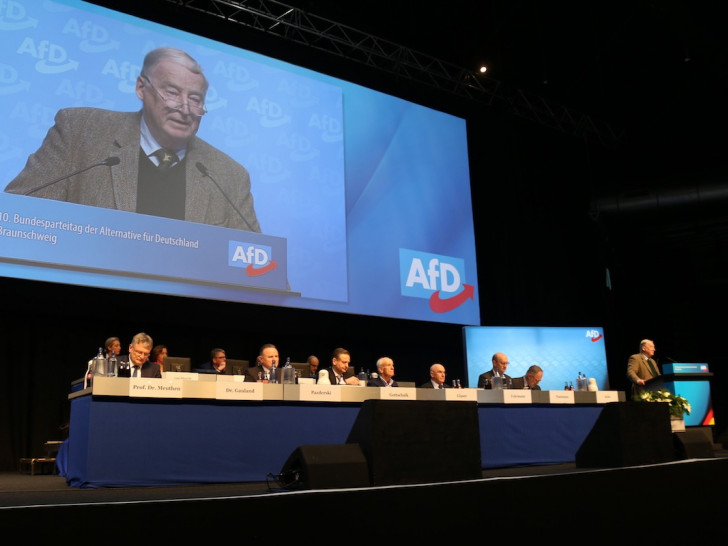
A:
634;389;691;417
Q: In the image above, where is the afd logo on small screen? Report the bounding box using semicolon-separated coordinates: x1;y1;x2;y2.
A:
586;329;603;342
399;249;473;313
229;240;277;277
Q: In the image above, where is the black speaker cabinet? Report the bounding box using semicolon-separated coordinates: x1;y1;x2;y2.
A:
346;399;481;486
576;402;676;467
673;429;714;459
278;444;370;490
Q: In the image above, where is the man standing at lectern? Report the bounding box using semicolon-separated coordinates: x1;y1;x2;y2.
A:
627;339;660;397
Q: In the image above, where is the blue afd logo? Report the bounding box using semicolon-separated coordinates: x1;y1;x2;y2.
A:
399;249;473;313
229;240;277;277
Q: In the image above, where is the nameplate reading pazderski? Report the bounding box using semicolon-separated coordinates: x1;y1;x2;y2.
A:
298;384;342;402
128;378;183;398
216;381;263;400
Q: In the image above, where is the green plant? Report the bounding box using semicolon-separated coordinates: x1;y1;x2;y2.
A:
634;389;691;418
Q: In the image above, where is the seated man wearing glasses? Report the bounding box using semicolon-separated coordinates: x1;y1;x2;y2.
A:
118;332;162;379
5;47;260;232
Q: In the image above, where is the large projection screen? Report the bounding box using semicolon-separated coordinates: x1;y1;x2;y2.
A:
0;0;479;325
463;326;610;391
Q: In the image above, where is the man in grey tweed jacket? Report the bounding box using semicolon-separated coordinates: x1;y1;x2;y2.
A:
5;47;260;233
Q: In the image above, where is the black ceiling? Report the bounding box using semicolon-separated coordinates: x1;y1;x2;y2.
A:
288;0;728;179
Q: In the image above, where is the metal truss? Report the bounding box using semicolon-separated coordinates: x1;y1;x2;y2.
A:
161;0;621;146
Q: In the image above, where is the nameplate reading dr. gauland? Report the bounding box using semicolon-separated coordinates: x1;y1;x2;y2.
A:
128;378;183;398
216;382;263;400
299;385;342;402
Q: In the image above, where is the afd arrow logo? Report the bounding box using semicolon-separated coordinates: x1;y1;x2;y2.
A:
229;241;274;277
586;329;603;342
400;249;474;314
245;261;277;276
429;284;475;313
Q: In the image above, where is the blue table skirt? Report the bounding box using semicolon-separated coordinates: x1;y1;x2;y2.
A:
66;395;603;488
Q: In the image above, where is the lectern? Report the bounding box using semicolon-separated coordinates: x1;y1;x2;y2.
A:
646;363;714;427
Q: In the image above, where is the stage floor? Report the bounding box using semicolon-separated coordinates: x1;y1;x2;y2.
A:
2;452;726;542
2;449;726;509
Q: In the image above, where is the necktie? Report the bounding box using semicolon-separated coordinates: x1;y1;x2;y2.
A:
439;384;443;389
132;366;139;377
153;148;179;170
646;358;659;377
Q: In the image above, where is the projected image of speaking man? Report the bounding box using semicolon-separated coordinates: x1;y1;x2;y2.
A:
5;47;261;233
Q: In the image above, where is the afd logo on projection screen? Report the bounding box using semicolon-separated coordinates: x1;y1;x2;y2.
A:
400;249;474;314
0;0;480;326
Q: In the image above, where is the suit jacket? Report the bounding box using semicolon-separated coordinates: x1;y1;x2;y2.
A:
510;376;541;390
367;376;399;387
244;364;275;383
627;353;660;396
477;370;512;388
118;357;161;378
419;381;451;388
318;367;355;385
5;107;261;232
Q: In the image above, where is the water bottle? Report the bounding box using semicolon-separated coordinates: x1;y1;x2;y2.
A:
107;351;118;377
282;357;296;384
576;372;586;391
118;356;131;378
358;368;368;386
270;362;278;384
92;347;107;377
85;360;94;389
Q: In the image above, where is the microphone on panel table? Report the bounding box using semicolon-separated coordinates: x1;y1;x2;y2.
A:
195;161;255;232
21;156;120;196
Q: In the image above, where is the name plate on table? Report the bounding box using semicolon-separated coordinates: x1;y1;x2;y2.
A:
544;390;575;404
445;388;479;402
477;389;533;404
129;378;183;398
595;391;621;403
379;387;417;400
164;371;200;381
295;384;343;402
216;381;263;400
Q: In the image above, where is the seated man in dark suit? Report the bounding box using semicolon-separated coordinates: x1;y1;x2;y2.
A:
245;343;279;382
419;363;450;388
118;332;162;378
367;356;399;387
510;365;543;390
195;348;230;374
477;352;512;388
305;355;320;378
318;347;358;385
